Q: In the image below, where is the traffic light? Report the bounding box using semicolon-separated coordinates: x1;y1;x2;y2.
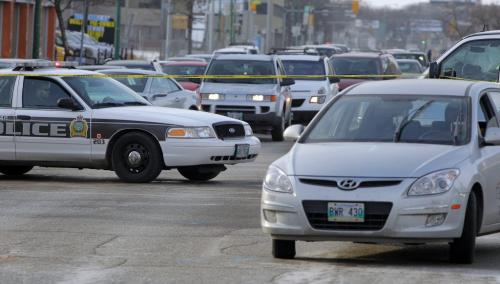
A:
352;0;359;16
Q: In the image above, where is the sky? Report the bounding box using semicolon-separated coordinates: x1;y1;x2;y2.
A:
365;0;500;8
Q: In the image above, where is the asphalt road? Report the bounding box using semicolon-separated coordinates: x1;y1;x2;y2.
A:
0;137;500;283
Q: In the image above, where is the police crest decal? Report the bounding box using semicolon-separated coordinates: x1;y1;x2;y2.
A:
70;115;89;138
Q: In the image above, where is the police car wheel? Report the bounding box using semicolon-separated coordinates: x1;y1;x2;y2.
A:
111;132;163;183
0;166;33;176
177;166;221;181
271;116;285;142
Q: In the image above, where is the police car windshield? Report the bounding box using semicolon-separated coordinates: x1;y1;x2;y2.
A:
63;77;150;109
282;60;326;80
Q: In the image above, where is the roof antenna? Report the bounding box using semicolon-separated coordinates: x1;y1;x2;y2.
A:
482;24;490;32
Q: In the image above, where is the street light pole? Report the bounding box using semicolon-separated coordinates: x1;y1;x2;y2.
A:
79;0;89;64
265;0;273;52
32;0;41;58
113;0;122;59
230;0;235;43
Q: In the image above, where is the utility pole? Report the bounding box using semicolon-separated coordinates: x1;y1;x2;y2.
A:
113;0;122;59
230;0;235;44
79;0;89;64
208;0;215;52
32;0;41;58
265;0;273;52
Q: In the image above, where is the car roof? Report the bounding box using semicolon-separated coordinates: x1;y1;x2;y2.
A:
463;30;500;39
277;55;322;61
77;65;126;70
97;68;162;75
105;60;152;65
159;61;207;66
332;52;383;58
212;54;274;61
345;79;491;97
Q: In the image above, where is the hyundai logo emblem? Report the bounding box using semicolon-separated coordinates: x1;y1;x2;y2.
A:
228;128;236;134
338;179;361;190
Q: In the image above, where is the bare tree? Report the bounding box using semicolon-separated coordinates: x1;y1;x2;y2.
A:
49;0;73;59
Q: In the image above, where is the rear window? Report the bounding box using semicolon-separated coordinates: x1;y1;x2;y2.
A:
205;60;276;84
161;65;206;82
282;60;326;80
331;57;381;75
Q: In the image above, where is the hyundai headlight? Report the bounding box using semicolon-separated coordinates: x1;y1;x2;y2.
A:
167;127;215;139
309;95;326;104
201;93;224;100
263;166;293;193
247;95;277;102
408;169;460;196
244;124;253;136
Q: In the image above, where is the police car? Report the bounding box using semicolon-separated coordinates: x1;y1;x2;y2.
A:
0;63;260;183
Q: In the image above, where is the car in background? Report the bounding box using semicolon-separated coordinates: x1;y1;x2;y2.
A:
99;69;200;110
166;57;206;63
386;49;428;67
263;78;500;264
198;54;294;141
63;31;113;64
159;61;208;91
279;54;339;124
428;30;500;82
104;60;158;71
397;59;424;78
330;52;401;91
186;54;213;62
301;44;343;57
228;42;260;54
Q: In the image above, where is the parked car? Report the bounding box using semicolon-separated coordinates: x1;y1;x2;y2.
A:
279;54;339;124
99;69;200;110
61;31;113;65
0;62;260;183
330;52;401;91
397;59;424;78
213;47;255;55
263;78;500;264
386;49;429;67
166;57;206;63
159;61;208;91
428;30;500;82
198;54;294;141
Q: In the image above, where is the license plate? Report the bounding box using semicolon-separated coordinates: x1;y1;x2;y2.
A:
234;144;250;158
327;202;365;223
227;112;243;120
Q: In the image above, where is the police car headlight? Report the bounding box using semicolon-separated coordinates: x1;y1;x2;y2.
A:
309;95;326;104
263;166;293;194
408;169;460;196
244;124;253;136
247;95;277;102
167;127;215;139
201;93;224;100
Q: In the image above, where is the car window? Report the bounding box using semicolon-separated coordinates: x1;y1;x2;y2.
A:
160;65;206;82
113;77;148;93
440;39;500;81
487;91;500;113
399;62;422;73
205;60;276;84
23;77;71;109
304;95;469;145
478;95;499;137
0;77;15;107
282;60;326;80
150;78;180;94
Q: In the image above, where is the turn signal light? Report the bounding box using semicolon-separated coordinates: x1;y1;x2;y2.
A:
168;128;186;137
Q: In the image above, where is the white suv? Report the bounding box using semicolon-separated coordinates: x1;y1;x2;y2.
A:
279;55;339;124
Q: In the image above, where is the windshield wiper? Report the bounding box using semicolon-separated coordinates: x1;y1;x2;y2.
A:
394;100;435;142
92;102;125;109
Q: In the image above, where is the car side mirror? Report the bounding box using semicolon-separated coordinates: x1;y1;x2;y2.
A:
57;98;82;111
329;76;340;83
189;77;202;84
429;61;440;78
284;124;305;142
280;78;295;86
484;127;500;145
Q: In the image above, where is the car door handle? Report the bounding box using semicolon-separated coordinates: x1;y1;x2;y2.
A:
17;115;31;121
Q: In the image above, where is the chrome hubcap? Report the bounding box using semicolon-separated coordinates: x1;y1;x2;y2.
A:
128;151;142;166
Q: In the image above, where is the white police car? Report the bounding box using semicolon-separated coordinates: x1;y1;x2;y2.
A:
0;63;260;182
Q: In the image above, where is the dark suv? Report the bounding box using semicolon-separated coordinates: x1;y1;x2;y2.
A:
330;52;401;91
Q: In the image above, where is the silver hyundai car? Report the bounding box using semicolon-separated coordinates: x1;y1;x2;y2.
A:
262;79;500;264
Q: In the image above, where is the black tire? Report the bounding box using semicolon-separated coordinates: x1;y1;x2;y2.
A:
0;166;33;176
271;115;285;142
111;132;163;183
449;191;477;264
272;239;296;259
178;166;221;181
